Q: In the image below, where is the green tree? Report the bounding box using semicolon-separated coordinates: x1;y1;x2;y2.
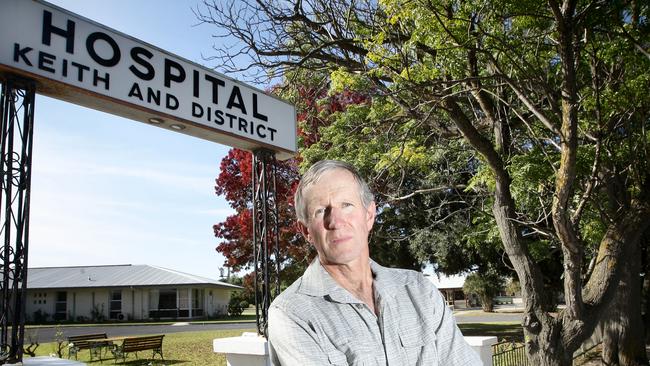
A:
462;271;504;312
198;1;650;364
223;274;255;305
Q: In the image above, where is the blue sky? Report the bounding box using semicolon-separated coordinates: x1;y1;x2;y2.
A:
28;0;245;279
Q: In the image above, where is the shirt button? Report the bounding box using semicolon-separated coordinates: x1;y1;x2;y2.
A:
356;304;363;309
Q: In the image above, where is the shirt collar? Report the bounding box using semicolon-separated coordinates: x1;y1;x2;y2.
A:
297;257;397;303
369;260;401;299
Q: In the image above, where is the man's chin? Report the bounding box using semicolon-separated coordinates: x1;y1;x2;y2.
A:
320;252;366;267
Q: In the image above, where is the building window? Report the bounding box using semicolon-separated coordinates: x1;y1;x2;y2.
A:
192;289;204;317
109;290;122;319
149;289;177;318
54;291;67;321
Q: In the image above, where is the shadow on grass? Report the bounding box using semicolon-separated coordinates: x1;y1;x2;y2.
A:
88;359;186;365
458;323;524;343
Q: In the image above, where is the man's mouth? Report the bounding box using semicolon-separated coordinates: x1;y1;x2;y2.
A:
329;236;352;245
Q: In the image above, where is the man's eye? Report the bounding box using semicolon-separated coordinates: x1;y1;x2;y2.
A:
314;208;325;216
342;202;353;208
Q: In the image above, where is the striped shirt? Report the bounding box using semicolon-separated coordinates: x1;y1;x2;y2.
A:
268;259;482;365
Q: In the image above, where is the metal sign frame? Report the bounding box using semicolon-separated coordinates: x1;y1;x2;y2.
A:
0;0;296;159
251;150;281;337
0;1;293;361
0;77;35;363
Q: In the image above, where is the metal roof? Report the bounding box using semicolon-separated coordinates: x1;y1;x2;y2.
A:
426;273;467;290
26;264;242;290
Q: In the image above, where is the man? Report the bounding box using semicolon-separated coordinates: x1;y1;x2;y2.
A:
269;160;481;365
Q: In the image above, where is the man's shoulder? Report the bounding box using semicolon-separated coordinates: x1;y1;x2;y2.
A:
373;262;431;287
269;275;309;311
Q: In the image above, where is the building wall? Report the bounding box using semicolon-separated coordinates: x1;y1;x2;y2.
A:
26;290;55;322
26;286;234;322
205;286;230;317
72;289;95;320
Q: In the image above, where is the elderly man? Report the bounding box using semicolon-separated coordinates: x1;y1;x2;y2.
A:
268;160;481;365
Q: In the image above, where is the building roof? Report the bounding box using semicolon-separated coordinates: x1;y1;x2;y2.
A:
26;264;242;290
426;272;467;290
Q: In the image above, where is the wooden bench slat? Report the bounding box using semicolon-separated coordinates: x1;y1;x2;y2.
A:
111;335;164;364
67;333;109;361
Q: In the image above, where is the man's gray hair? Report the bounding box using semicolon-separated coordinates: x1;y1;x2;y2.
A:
294;160;374;223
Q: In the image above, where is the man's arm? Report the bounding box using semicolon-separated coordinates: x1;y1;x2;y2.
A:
429;282;483;365
268;305;337;365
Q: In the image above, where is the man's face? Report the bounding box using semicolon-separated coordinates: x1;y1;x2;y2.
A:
298;169;376;266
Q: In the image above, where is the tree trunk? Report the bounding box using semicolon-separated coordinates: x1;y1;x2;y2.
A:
642;229;650;345
480;295;494;312
602;236;648;365
645;270;650;344
444;96;569;365
525;318;573;366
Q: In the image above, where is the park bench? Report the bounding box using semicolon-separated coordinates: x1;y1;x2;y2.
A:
111;335;164;364
67;333;111;361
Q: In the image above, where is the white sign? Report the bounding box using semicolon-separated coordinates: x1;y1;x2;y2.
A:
0;0;296;159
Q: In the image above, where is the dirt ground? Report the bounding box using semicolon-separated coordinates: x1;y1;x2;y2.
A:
574;345;650;365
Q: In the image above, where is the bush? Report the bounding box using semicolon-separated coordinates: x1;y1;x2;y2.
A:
90;304;106;322
228;292;246;316
462;270;504;312
33;309;49;323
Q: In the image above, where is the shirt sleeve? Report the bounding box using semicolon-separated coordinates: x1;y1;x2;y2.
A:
268;304;335;366
429;282;484;365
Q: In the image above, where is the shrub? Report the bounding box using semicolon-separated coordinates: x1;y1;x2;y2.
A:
90;304;106;322
33;309;49;323
228;292;246;316
462;270;504;312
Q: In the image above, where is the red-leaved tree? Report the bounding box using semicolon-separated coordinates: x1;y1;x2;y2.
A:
213;149;312;289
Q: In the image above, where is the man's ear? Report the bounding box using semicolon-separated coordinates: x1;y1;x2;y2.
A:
297;220;310;243
365;201;376;231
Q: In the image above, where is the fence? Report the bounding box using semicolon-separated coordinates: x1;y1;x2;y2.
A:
492;341;529;366
492;340;603;366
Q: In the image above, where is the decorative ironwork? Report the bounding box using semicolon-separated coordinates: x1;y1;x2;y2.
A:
492;341;529;366
251;149;281;337
0;77;36;364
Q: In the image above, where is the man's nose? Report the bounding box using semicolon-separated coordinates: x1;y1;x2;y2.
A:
324;207;343;229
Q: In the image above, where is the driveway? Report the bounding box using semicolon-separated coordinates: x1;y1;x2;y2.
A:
453;309;523;324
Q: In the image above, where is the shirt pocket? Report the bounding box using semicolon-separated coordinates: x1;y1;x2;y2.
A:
327;349;348;365
399;328;437;366
328;339;377;366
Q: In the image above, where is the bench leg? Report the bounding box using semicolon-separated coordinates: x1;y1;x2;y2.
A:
153;347;163;361
111;346;125;364
90;346;102;362
68;347;79;360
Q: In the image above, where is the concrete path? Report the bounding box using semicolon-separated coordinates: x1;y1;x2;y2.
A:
453;305;524;324
454;310;523;324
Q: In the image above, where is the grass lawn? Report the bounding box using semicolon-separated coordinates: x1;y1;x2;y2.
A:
26;322;525;365
241;306;256;316
29;328;255;365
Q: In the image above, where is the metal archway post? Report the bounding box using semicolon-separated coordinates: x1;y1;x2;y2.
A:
0;77;35;364
251;149;281;337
